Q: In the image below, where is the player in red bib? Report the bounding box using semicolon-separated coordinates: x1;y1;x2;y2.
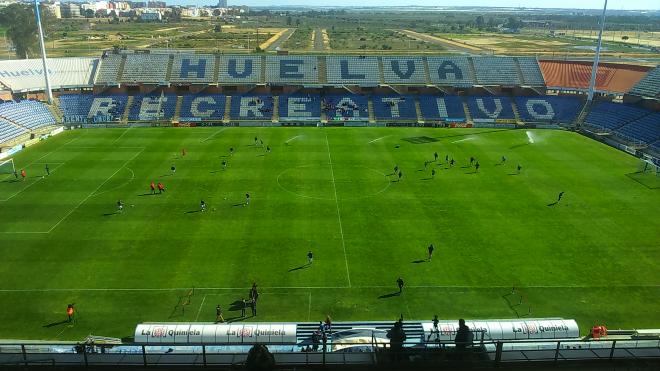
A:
158;182;165;194
20;169;26;181
150;181;156;194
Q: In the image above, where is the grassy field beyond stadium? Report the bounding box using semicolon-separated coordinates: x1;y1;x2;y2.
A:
0;127;658;340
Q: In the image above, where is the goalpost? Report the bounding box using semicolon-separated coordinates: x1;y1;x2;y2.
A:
638;159;660;176
0;158;15;175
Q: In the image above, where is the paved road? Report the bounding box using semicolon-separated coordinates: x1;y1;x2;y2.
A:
265;28;297;51
313;28;325;51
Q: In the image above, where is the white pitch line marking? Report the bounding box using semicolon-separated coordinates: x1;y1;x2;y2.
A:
325;132;351;288
195;295;207;322
112;127;131;144
368;135;389;144
200;128;228;143
0;163;66;202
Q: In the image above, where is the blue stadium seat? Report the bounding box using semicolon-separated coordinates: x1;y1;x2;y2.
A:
516;57;546;86
322;95;369;121
629;66;660;99
382;57;426;85
229;95;274;120
584;102;651;131
418;95;465;121
466;96;515;121
121;54;170;84
373;95;417;121
279;95;321;121
128;94;177;121
0;117;28;143
95;54;122;84
179;94;226;121
87;95;128;123
613;113;660;144
0;100;56;130
473;57;520;86
59;94;95;123
171;54;215;84
326;56;379;85
266;56;318;84
218;56;262;84
515;96;583;123
426;57;475;87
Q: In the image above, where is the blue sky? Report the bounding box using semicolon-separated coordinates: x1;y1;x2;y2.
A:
170;0;659;10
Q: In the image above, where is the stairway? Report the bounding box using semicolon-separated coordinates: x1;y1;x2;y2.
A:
422;57;432;85
511;100;522;125
367;97;376;123
260;56;267;84
223;96;232;123
272;96;280;123
377;57;385;85
574;100;593;128
173;96;183;123
317;56;327;85
462;99;472;124
213;54;221;83
117;55;127;82
121;96;133;123
414;97;424;124
165;55;175;82
47;97;64;124
467;57;478;84
514;58;526;86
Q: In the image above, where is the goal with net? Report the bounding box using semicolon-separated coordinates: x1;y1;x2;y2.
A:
0;158;15;175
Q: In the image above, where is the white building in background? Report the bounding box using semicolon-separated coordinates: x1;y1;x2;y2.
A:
60;2;81;18
44;2;62;19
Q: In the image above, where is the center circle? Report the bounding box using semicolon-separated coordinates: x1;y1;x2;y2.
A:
277;165;391;201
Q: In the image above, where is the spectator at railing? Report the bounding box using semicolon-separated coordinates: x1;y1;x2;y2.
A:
454;318;472;350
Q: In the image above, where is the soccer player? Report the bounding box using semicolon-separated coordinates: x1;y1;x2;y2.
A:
307;250;314;265
20;168;26;181
215;305;225;323
117;200;124;213
245;193;250;206
445;154;449;163
394;165;398;174
475;162;480;172
428;244;434;261
200;200;206;212
260;139;264;147
45;164;50;176
222;160;227;170
501;156;507;165
428;315;440;341
13;169;18;179
171;165;176;175
450;158;455;167
182;148;186;157
517;164;522;174
557;191;564;203
254;136;258;145
266;145;271;153
66;304;75;323
431;169;436;179
229;147;234;156
397;277;405;293
150;181;156;194
434;152;438;162
158;182;165;194
241;299;247;317
470;157;474;166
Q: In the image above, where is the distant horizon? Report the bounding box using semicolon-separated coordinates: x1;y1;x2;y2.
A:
160;0;659;11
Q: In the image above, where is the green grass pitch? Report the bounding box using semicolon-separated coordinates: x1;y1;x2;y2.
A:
0;127;658;341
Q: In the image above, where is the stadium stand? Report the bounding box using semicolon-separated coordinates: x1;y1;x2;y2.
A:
121;54;170;84
128;94;177;121
473;57;520;86
539;61;648;94
382;56;427;85
279;94;321;121
373;95;417;121
629;66;660;99
466;96;515;121
0;100;56;130
515;96;583;123
584;101;651;131
323;95;369;121
95;54;123;85
426;57;475;87
179;94;226;121
87;95;129;123
170;54;215;84
516;57;546;86
230;95;274;120
0;58;97;93
325;56;380;85
418;95;466;121
0;117;27;143
218;56;262;84
266;56;319;85
59;94;95;123
614;113;660;144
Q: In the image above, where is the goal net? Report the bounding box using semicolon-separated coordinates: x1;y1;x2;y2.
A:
0;159;15;175
638;159;660;175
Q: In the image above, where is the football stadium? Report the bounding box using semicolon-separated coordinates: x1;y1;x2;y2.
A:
0;2;659;369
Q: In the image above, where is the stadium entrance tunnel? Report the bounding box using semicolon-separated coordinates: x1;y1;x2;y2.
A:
277;165;391;200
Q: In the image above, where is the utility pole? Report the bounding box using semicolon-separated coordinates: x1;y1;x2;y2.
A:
587;0;608;103
34;0;53;105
